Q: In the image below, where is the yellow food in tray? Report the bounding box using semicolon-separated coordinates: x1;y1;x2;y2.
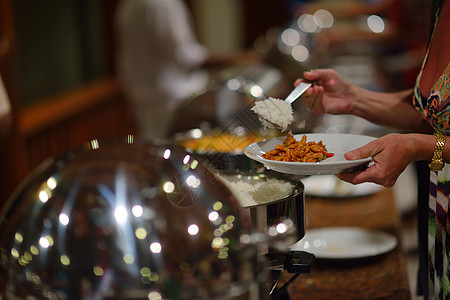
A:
178;132;262;154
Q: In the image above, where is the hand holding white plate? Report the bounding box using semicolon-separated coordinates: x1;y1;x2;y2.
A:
244;133;376;175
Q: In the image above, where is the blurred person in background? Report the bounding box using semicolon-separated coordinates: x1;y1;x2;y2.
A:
0;72;14;206
0;73;12;147
295;0;449;298
115;0;260;140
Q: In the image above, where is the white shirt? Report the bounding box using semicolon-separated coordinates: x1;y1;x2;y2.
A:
115;0;209;107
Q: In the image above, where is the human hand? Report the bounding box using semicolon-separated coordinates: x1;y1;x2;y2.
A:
294;69;354;115
337;133;414;187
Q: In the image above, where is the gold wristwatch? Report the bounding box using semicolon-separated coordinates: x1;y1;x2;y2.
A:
429;131;446;172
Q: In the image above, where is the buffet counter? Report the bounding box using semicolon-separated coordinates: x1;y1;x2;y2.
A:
284;187;411;299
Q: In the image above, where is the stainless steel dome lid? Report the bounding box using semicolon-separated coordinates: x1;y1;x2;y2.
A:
0;137;273;299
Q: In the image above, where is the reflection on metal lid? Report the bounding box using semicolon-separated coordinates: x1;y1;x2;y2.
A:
0;137;268;299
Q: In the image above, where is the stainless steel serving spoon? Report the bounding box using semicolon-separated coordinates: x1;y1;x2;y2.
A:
284;81;312;104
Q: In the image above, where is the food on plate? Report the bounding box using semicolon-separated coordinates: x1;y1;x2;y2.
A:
263;134;334;162
177;132;262;153
251;97;293;131
217;174;295;207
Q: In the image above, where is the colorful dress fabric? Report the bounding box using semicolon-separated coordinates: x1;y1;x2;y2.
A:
412;1;450;298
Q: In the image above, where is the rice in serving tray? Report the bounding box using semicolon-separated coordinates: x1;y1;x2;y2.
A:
217;174;295;207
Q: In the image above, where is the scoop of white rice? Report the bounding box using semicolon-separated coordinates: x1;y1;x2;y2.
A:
251;97;293;132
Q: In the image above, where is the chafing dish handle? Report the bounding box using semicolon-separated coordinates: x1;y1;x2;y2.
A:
284;251;315;274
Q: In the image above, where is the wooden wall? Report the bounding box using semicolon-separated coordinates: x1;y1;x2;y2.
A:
0;78;135;208
0;0;132;208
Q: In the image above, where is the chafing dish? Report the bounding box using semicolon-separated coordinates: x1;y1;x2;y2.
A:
0;136;311;299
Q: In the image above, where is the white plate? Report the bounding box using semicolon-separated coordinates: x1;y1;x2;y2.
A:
290;227;398;259
301;175;383;198
244;133;376;175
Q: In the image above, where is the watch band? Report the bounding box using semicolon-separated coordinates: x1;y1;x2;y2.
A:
429;131;446;171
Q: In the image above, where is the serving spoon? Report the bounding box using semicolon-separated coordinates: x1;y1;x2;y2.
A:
253;81;312;131
284;81;312;104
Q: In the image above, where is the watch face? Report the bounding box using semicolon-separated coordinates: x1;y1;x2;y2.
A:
429;161;444;171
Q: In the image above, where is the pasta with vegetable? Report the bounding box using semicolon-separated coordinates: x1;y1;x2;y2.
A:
263;134;334;162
